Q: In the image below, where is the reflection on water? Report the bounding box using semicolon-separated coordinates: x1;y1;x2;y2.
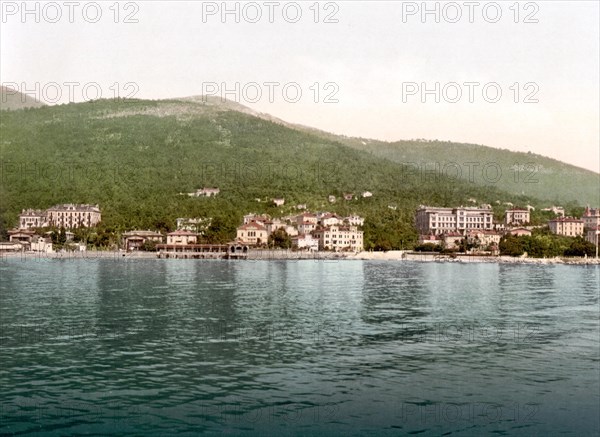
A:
0;259;598;436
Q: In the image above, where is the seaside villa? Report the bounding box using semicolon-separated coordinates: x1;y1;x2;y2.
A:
236;221;268;246
122;230;164;251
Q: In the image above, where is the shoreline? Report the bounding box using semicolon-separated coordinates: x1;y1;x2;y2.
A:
1;250;599;265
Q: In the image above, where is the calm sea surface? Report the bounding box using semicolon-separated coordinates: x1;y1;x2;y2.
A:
0;259;598;436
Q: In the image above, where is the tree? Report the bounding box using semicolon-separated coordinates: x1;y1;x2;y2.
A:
499;235;525;257
204;215;237;244
268;228;291;249
414;243;442;252
58;227;67;245
564;237;595;257
141;239;158;252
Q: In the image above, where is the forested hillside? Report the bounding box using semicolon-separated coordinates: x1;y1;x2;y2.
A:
0;98;589;249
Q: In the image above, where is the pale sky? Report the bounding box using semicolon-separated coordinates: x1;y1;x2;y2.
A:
1;1;599;172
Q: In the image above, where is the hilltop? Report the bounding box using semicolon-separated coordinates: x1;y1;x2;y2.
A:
0;97;594;249
0;86;46;110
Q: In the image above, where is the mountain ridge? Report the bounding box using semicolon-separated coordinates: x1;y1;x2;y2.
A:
1;95;597;218
0;86;46;110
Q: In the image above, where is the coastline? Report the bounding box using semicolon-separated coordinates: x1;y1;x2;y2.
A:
2;250;599;265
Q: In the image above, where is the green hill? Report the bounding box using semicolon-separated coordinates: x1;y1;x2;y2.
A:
0;97;594;249
332;137;599;206
0;86;46;110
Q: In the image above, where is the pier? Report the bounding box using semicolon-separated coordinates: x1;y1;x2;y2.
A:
156;244;249;259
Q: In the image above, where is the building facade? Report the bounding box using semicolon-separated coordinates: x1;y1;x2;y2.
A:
505;209;530;226
166;230;198;245
585;227;600;247
189;187;220;197
313;225;363;252
176;217;212;233
415;206;494;236
296;213;318;226
506;228;532;237
8;229;35;245
548;218;584;237
443;232;463;250
122;230;164;251
582;207;600;229
236;222;268;246
243;214;270;225
46;204;101;229
292;234;319;251
542;206;565;216
19;209;48;229
298;221;317;235
19;204;101;230
345;215;365;227
466;230;502;248
321;214;342;227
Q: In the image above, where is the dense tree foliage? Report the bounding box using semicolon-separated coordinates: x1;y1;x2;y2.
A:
268;228;292;249
499;230;595;258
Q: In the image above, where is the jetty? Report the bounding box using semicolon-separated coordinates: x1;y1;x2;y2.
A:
156;244;249;259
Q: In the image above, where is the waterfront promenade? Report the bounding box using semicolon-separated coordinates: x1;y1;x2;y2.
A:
2;249;599;264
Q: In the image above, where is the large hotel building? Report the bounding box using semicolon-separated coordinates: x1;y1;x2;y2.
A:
415;206;494;236
19;204;101;229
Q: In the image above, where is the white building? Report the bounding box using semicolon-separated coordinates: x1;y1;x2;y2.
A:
313;225;363;252
30;236;54;253
466;230;502;249
189;187;220;197
292;234;319;251
236;221;268;246
296;213;318;226
264;219;283;235
284;225;298;237
176;217;212;233
166;230;198;245
272;198;285;207
122;230;164;251
582;207;600;229
362;191;373;198
548;218;584;237
20;204;101;229
505;208;530;226
298;221;317;235
264;220;298;237
585;227;600;246
243;213;270;225
345;215;364;226
46;204;101;229
415;206;494;236
320;214;342;227
542;206;565;216
418;234;441;245
442;232;463;250
19;209;48;229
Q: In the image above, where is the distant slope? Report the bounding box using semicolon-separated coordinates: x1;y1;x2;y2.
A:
0;86;46;110
337;138;599;206
176;96;599;205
